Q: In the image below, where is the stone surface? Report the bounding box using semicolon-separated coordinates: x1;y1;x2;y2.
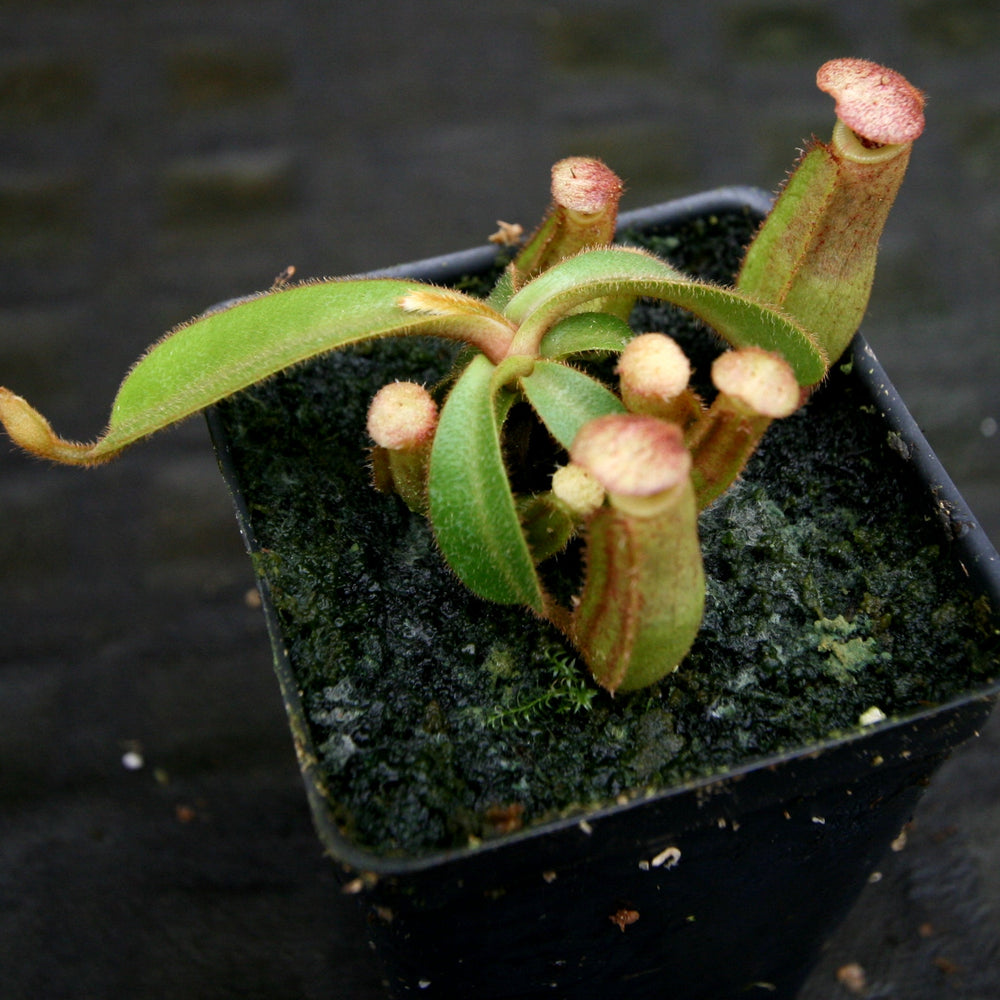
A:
2;2;998;997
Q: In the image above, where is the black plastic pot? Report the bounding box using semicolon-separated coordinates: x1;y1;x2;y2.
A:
206;188;1000;1000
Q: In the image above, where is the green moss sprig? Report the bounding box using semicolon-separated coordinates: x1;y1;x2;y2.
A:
484;645;598;731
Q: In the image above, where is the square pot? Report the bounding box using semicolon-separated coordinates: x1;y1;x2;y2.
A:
207;188;1000;999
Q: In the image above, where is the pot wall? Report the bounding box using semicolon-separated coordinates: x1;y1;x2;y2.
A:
340;692;992;999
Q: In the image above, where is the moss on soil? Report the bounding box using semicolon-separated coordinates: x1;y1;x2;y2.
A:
215;208;1000;856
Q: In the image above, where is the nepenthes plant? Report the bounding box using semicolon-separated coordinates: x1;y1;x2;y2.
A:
0;59;925;693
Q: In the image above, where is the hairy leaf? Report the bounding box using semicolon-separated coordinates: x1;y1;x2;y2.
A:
428;355;545;611
504;247;827;385
538;311;634;359
519;360;625;451
0;279;513;465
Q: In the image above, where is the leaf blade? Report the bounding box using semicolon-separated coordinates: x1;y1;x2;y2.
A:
538;311;634;359
0;279;513;465
519;360;626;451
428;355;545;611
505;247;827;385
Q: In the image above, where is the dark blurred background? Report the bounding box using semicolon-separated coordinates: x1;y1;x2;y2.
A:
2;3;999;998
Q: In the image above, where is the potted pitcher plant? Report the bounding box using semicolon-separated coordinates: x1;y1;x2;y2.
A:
3;59;999;999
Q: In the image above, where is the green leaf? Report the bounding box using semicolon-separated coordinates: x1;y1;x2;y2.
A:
504;246;827;385
428;355;545;611
519;360;626;451
486;265;517;312
2;279;513;465
538;311;634;359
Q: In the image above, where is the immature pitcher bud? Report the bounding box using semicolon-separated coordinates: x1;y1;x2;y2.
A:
616;333;702;428
551;463;605;519
367;381;438;450
0;388;95;465
367;381;438;513
687;347;801;509
711;346;801;420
